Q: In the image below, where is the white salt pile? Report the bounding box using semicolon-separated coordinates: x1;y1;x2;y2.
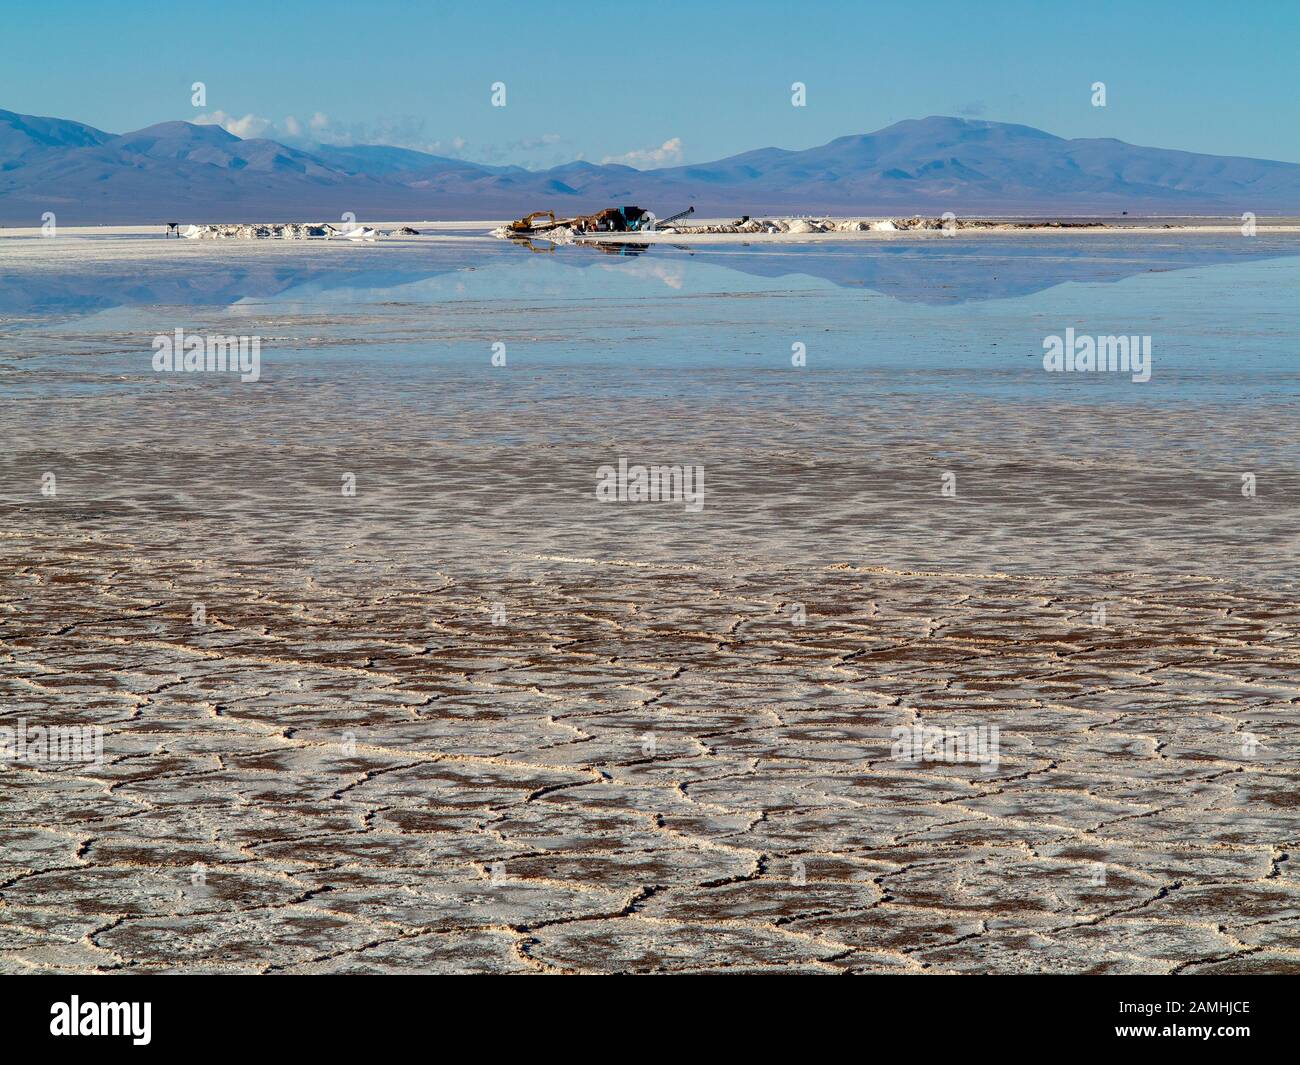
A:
667;216;952;234
179;222;390;240
492;224;577;245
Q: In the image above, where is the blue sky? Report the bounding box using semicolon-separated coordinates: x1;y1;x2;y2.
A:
6;0;1299;167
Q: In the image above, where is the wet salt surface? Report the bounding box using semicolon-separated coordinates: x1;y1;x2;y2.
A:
5;234;1299;582
2;234;1299;973
5;232;1299;397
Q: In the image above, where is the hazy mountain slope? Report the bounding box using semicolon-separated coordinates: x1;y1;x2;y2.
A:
1;111;1296;223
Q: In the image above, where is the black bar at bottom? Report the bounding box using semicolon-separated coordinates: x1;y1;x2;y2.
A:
0;974;1288;1051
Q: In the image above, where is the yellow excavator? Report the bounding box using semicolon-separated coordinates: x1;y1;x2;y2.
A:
508;211;561;234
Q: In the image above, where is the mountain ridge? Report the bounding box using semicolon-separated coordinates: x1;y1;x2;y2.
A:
2;109;1297;223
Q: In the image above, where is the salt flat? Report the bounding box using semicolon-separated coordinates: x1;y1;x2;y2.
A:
2;232;1298;973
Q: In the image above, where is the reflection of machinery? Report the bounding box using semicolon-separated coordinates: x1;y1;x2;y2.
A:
590;241;650;258
515;237;558;254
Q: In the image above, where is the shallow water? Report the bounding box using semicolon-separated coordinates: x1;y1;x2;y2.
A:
5;232;1300;394
3;233;1299;584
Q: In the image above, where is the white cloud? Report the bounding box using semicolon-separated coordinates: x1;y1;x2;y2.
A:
192;110;273;139
601;137;683;169
282;112;459;155
186;109;568;169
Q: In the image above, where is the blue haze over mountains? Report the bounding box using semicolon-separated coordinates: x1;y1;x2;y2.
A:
3;109;1298;223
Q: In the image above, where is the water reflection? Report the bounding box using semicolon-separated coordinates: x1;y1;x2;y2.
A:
2;231;1298;318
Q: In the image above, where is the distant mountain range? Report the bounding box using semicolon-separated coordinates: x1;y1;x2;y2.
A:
2;109;1298;224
